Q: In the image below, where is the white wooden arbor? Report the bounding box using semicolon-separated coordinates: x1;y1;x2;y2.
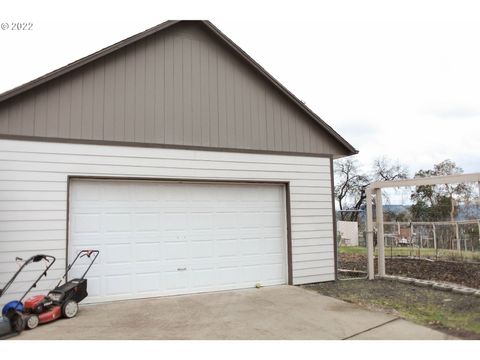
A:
366;172;480;280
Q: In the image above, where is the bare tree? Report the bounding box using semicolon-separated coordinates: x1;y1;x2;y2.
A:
372;157;409;182
334;159;369;221
334;157;409;221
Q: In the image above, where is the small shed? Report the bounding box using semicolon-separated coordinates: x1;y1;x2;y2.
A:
337;221;359;246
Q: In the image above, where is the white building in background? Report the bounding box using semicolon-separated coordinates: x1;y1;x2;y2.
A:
337;221;359;246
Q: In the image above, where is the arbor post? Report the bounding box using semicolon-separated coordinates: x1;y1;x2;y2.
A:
366;188;375;280
375;188;385;277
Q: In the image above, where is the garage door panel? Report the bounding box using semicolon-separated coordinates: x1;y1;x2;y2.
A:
213;229;239;239
104;214;132;232
244;264;283;282
105;274;132;295
101;262;134;276
240;239;265;255
263;237;285;254
94;231;129;240
264;264;285;280
133;213;159;231
134;243;160;262
72;214;101;233
215;239;238;257
189;257;218;270
261;211;283;224
188;231;215;241
242;253;284;266
217;271;241;286
135;273;161;293
164;242;189;260
214;212;238;228
163;271;188;291
188;213;214;229
102;183;132;200
163;213;188;230
104;244;132;264
189;241;214;259
100;235;132;245
133;234;163;244
69;180;287;302
134;261;165;274
72;181;101;200
189;269;217;288
214;258;242;269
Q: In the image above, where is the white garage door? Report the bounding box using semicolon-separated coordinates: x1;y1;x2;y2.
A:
68;179;287;303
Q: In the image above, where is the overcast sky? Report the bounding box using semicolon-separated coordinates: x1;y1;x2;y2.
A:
1;1;479;183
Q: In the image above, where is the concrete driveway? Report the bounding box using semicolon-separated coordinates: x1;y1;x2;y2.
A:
16;285;454;340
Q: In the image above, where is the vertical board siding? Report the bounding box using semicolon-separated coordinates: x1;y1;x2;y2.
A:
69;72;82;138
182;37;193;145
134;42;146;142
58;75;72;138
154;33;165;143
199;41;209;146
21;95;35;135
34;90;48;136
103;56;115;141
124;50;135;142
46;84;60;137
81;65;94;139
113;53;126;141
144;37;156;144
0;22;348;156
0;139;335;302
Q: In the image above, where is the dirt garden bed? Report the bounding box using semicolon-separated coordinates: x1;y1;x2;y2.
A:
339;253;480;289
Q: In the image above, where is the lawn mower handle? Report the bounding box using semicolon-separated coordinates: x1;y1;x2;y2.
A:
58;250;99;287
0;254;56;305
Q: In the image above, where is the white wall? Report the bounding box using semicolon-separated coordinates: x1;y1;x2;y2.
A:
337;221;359;246
0;139;335;302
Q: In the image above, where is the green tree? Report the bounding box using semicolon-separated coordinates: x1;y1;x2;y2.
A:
410;160;473;221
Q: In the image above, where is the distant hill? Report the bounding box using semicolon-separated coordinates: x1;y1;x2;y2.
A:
383;205;410;215
339;204;480;222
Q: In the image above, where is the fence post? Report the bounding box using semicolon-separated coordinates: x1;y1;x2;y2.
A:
397;222;400;247
375;188;385;277
366;188;375;280
455;222;461;251
478;220;480;250
432;223;437;259
410;222;414;257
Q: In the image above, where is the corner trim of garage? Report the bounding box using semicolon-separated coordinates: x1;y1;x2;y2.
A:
65;174;71;278
65;175;294;286
329;155;338;280
285;183;293;285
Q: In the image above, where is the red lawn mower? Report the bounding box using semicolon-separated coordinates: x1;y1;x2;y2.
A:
23;250;99;330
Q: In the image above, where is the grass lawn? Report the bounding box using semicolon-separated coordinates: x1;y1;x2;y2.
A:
340;246;480;261
305;279;480;339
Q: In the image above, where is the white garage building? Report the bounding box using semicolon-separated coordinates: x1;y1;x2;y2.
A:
0;21;356;303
